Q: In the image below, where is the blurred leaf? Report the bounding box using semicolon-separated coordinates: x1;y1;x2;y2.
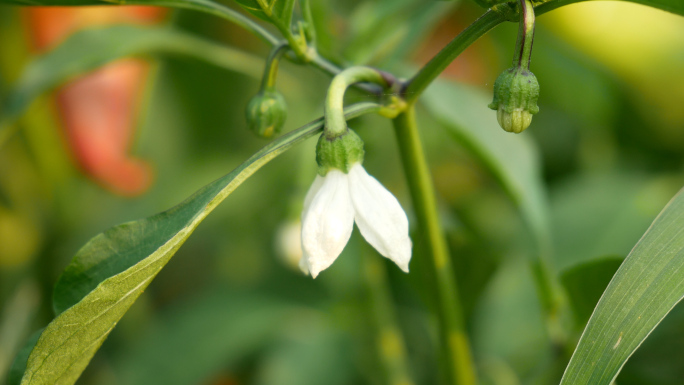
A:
0;281;40;381
0;0;280;41
15;102;380;385
536;0;684;17
7;329;41;385
114;290;303;385
560;256;623;327
381;2;457;69
560;187;684;385
422;80;550;255
254;326;354;385
0;24;262;145
550;174;677;271
468;0;684;17
344;0;453;66
472;258;549;373
234;0;296;28
448;226;502;320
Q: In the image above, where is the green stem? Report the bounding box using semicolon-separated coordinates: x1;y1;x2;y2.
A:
259;43;289;91
403;10;506;103
325;67;390;137
512;0;536;70
362;245;415;385
393;106;477;385
400;6;566;352
300;0;317;44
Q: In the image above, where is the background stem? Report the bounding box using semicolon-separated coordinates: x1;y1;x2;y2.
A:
362;245;415;385
393;106;477;385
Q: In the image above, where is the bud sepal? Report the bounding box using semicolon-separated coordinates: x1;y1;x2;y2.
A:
316;128;364;175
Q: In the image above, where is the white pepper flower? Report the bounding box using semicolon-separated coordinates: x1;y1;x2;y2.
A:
300;129;412;278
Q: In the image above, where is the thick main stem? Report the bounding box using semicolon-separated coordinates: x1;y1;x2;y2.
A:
393;106;476;385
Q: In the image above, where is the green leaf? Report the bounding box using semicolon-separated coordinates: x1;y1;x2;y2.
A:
422;80;550;256
0;25;263;146
560;187;684;385
560;256;623;327
14;102;380;385
234;0;297;28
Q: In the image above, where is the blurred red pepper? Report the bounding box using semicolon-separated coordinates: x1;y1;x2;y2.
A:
25;7;166;196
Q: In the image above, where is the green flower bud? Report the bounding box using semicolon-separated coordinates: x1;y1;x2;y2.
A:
246;90;287;138
488;67;540;134
316;128;365;175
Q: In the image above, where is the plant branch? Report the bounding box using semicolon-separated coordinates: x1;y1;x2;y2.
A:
393;106;477;385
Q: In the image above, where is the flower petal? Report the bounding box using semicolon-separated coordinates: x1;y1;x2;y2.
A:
301;174;325;220
301;170;355;278
348;164;412;272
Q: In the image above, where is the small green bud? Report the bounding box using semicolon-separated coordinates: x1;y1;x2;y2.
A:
316;128;365;175
246;90;287;138
488;67;540;134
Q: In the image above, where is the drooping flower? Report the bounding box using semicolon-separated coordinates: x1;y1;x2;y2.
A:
300;129;412;278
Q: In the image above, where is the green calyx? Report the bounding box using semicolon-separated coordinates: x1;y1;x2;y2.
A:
488;66;539;133
246;90;288;138
316;128;365;175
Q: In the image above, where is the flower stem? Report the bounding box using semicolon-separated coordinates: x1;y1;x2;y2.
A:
362;245;415;385
512;0;536;70
259;43;289;91
393;106;477;385
325;67;391;138
403;10;506;104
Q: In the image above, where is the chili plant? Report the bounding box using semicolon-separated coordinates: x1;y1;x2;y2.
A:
1;0;684;384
